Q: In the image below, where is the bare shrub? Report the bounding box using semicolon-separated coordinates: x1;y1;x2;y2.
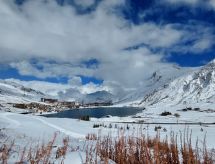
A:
0;133;69;164
86;129;214;164
0;140;14;164
86;133;97;141
56;137;69;159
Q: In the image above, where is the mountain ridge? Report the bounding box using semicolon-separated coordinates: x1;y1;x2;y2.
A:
139;60;215;107
1;60;215;108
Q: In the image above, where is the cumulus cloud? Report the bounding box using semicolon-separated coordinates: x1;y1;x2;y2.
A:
73;0;96;8
68;76;82;86
167;24;215;55
6;78;109;98
0;0;214;93
191;38;213;53
0;0;183;62
10;60;95;78
209;0;215;9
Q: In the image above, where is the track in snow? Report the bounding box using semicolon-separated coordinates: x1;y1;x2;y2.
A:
33;116;85;139
0;112;85;139
0;112;21;128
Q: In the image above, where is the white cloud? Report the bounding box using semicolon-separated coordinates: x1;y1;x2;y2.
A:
168;24;215;55
73;0;95;8
164;0;215;10
0;0;183;63
209;0;215;9
6;78;110;98
10;60;95;78
192;38;213;53
68;76;82;86
0;0;213;93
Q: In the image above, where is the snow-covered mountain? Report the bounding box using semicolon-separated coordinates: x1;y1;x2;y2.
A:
115;64;196;106
0;79;45;103
2;64;189;105
2;59;215;107
83;90;113;104
58;88;114;103
0;79;115;104
139;59;215;107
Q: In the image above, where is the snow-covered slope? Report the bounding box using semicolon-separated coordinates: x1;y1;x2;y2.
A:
6;79;116;103
115;64;195;106
3;79;115;104
0;79;115;104
83;90;113;103
139;60;215;107
0;79;45;104
58;89;114;103
2;60;215;107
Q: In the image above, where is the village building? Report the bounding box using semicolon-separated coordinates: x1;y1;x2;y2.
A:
41;98;58;104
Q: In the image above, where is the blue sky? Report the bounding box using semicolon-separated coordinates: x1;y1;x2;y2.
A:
123;0;215;66
0;59;101;84
0;0;215;87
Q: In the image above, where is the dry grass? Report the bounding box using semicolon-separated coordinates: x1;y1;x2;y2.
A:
0;139;14;164
55;137;69;159
1;128;214;163
0;133;69;164
86;133;97;141
85;129;215;164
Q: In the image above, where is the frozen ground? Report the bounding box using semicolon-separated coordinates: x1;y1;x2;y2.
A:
0;103;215;163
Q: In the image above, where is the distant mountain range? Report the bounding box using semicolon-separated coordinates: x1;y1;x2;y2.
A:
0;79;114;104
1;59;215;108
